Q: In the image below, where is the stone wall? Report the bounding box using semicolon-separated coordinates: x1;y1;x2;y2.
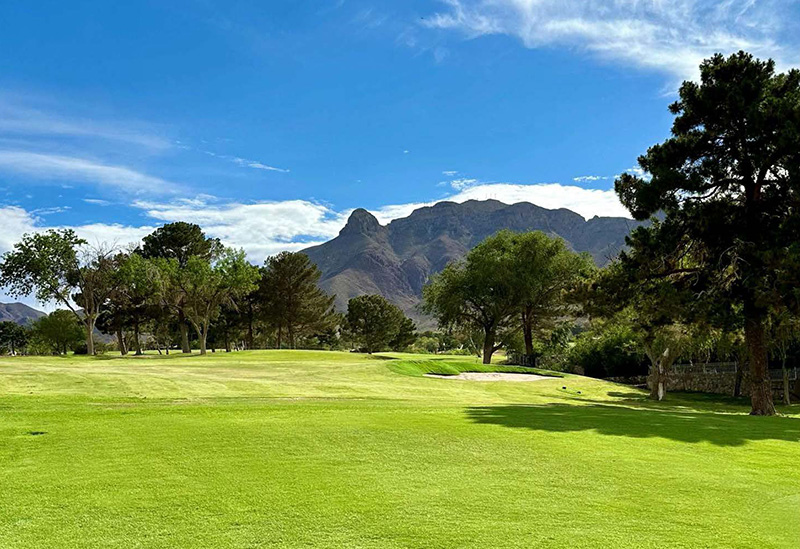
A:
609;367;800;398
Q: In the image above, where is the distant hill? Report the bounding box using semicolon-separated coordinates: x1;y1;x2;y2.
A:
0;302;46;325
303;199;642;321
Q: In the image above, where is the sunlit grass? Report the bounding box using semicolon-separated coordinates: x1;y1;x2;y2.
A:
1;350;798;548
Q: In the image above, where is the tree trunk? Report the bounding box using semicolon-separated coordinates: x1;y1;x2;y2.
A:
522;310;534;356
247;310;255;350
85;317;96;356
644;346;666;402
225;334;231;353
648;362;668;401
482;328;495;365
277;325;282;350
116;329;128;355
198;325;208;355
179;310;191;353
133;320;142;356
744;304;776;415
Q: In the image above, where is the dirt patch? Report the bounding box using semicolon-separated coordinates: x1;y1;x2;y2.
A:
424;372;550;382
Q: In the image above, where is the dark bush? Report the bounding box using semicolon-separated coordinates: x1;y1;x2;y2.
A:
568;324;647;378
72;343;89;355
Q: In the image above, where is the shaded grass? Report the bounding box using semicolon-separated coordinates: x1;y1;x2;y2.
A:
1;350;799;548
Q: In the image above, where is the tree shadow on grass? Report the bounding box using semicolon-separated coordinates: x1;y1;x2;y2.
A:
465;403;800;446
596;390;754;412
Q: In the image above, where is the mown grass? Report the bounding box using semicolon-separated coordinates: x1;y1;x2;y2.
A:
386;355;563;377
1;350;799;548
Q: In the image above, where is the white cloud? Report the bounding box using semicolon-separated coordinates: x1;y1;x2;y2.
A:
202;149;289;173
83;198;112;206
0;206;39;257
373;181;629;222
574;175;610;182
133;197;348;260
230;157;290;173
423;0;797;80
0;151;179;194
449;178;479;190
31;206;71;215
447;182;628;218
442;170;458;176
0;205;153;258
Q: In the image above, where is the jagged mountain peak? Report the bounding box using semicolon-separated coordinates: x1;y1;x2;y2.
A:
304;199;642;323
340;208;383;237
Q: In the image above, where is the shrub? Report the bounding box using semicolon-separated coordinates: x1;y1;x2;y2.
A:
568;324;647;378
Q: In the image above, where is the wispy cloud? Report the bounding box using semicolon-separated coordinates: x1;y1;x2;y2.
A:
201;149;289;173
449;177;479;190
230;156;290;173
83;198;112;206
0;151;179;194
423;0;798;80
31;206;71;215
0;97;171;150
574;175;610;182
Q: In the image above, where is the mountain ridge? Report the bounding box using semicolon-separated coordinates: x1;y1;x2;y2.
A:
304;199;642;320
0;302;46;325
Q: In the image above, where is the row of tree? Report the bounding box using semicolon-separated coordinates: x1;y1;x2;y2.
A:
0;222;418;357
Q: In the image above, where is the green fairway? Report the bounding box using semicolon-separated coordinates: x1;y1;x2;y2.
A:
1;351;799;548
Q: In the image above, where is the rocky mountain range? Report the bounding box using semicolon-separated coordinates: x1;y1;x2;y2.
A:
303;199;642;321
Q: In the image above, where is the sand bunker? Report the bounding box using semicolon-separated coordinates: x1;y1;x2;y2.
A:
424;372;549;382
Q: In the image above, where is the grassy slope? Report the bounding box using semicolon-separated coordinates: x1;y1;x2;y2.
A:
1;351;798;549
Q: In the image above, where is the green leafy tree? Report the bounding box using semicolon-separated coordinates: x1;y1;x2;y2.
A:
141;222;221;353
0;321;29;355
580;261;697;400
115;253;161;355
423;232;519;364
259;252;337;349
155;248;258;355
504;230;595;355
345;294;416;353
0;230;119;355
30;310;85;355
96;299;128;355
614;52;800;414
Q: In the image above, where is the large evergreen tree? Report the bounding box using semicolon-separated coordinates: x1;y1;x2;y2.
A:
615;52;800;415
259;252;336;349
345;294;416;353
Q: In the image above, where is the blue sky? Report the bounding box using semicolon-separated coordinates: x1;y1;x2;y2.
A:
1;0;799;277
